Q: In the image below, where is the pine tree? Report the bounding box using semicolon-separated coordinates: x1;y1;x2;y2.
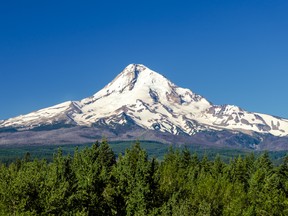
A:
71;140;116;215
42;149;76;214
111;142;154;216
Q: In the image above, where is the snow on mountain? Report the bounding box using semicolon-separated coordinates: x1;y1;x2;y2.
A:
1;64;288;139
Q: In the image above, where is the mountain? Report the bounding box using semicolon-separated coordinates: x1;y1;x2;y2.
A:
1;64;288;150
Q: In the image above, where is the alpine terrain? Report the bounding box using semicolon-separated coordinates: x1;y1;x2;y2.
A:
1;64;288;150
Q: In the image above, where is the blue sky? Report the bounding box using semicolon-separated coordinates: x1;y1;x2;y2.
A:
1;0;288;120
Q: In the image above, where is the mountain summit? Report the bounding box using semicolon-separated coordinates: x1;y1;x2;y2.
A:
1;64;288;150
101;64;148;93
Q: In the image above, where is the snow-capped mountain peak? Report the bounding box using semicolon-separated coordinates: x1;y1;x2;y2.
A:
93;63;176;98
1;64;288;149
95;64;149;95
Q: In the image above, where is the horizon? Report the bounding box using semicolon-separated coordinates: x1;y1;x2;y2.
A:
1;1;288;120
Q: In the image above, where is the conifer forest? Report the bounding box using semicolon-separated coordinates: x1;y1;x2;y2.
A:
1;140;288;215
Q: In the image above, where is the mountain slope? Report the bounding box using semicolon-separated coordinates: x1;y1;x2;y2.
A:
1;64;288;149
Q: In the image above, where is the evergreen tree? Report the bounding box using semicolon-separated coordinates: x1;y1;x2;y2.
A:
71;139;116;215
41;149;76;215
111;142;155;216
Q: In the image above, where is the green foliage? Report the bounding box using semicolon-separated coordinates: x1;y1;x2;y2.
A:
1;141;288;215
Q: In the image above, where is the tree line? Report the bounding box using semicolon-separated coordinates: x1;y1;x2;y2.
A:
1;140;288;215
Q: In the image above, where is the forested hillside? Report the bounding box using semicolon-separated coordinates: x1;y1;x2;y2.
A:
1;140;288;215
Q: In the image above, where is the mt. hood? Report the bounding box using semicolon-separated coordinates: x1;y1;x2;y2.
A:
1;64;288;150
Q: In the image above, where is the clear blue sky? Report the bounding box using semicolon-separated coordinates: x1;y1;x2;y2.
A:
1;0;288;120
